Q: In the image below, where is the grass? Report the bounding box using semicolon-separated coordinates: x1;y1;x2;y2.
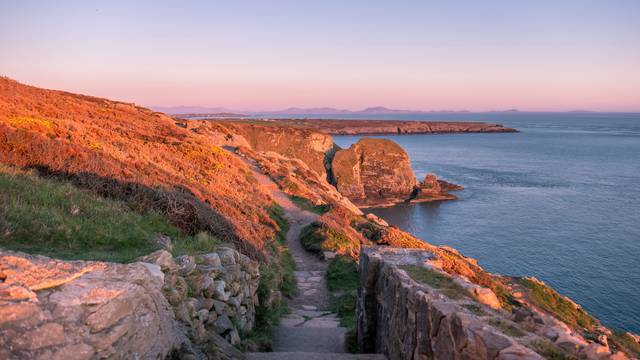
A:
401;265;467;300
351;220;384;241
289;195;330;215
300;221;356;255
488;318;526;337
0;168;199;262
327;256;359;291
326;256;359;353
528;339;574;360
172;231;220;256
610;331;640;358
243;204;296;351
517;278;596;330
461;303;487;316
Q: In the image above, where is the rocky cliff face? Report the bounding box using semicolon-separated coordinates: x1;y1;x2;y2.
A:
216;122;336;180
331;138;460;207
331;138;416;206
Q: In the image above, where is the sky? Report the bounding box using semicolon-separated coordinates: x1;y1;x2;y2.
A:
1;0;639;112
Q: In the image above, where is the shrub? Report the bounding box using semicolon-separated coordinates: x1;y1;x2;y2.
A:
401;265;467;300
289;195;330;215
300;221;356;256
517;278;596;330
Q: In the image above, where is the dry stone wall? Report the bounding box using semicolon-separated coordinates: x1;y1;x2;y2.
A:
356;247;544;360
0;246;259;360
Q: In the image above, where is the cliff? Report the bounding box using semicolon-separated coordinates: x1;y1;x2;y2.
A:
1;78;638;359
331;138;461;207
216;119;518;135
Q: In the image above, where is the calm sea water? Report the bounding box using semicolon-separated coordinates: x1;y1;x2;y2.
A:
267;112;640;332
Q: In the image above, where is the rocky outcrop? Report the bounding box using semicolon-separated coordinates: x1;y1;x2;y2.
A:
0;250;183;360
331;138;416;206
411;173;463;203
331;138;460;207
217;122;336;179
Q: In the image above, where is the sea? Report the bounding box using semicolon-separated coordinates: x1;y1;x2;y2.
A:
260;112;640;333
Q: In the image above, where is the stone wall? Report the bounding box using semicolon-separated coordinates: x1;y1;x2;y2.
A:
356;247;543;360
0;250;183;359
140;246;260;359
0;246;259;360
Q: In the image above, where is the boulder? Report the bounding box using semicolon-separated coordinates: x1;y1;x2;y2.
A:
0;250;183;359
331;138;417;206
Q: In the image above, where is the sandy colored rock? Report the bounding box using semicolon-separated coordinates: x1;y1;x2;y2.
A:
332;138;417;206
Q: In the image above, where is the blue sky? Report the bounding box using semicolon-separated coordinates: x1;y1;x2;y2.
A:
1;0;639;111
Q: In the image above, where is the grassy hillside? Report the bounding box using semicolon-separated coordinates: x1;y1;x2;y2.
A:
0;165;219;262
0;77;275;259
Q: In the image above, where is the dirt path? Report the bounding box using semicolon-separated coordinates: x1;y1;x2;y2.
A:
237;156;348;353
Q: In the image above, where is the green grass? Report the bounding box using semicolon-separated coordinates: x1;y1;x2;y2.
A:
172;231;220;256
327;256;359;291
517;278;596;330
0;169;198;262
244;204;297;351
289;195;330;215
528;339;574;360
610;331;640;358
401;265;467;300
461;303;487;316
300;221;356;255
488;318;526;337
325;256;359;353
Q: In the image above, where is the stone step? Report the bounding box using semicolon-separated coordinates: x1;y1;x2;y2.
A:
245;352;386;360
272;326;347;353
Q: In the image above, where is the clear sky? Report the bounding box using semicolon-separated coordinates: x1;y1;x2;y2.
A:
1;0;639;112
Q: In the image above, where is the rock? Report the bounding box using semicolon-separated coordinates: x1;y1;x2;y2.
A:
498;344;544;360
366;213;389;227
331;138;416;206
175;255;196;276
200;253;222;267
412;173;460;203
214;315;234;334
154;234;173;252
0;251;181;359
138;250;177;272
218;247;237;266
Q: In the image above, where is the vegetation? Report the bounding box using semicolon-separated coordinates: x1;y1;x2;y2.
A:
401;265;467;300
610;331;640;358
461;303;487;316
289;195;330;215
0;167;201;262
488;318;526;337
351;220;384;241
326;256;359;353
327;256;359;291
300;221;356;256
529;339;574;360
244;204;296;351
517;277;596;330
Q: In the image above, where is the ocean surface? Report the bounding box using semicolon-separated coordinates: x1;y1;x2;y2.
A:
264;112;640;332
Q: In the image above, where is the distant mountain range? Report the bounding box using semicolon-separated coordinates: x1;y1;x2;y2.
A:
150;105;485;115
150;105;605;116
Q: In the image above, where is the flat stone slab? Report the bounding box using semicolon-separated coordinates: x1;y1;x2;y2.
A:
272;326;347;353
246;352;387;360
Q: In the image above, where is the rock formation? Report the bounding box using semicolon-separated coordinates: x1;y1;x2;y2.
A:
217;122;336;179
330;138;461;207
